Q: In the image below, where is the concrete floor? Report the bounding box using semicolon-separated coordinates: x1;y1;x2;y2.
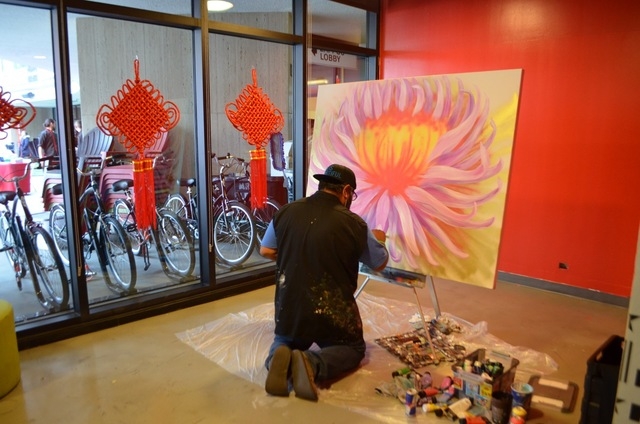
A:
0;276;628;423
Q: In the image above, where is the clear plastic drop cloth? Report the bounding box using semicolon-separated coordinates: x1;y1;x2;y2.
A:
176;292;558;422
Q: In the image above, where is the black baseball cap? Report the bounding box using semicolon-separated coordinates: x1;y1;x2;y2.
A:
313;164;357;190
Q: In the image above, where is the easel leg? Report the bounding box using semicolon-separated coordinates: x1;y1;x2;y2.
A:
354;276;370;299
426;275;441;318
412;286;439;365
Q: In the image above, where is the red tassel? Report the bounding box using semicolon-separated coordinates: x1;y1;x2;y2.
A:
250;149;267;208
133;158;156;230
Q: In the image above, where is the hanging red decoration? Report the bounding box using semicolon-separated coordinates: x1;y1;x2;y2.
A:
96;58;180;230
225;69;284;208
0;86;36;140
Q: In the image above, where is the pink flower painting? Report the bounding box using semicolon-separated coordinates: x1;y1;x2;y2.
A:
308;70;522;287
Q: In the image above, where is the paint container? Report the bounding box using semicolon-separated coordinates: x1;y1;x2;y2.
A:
392;366;412;377
448;397;472;417
459;417;488;424
405;389;418;416
491;392;512;424
511;382;534;413
509;416;526;424
422;402;439;413
509;405;527;423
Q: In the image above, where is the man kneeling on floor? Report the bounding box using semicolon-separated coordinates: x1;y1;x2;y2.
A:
259;164;389;401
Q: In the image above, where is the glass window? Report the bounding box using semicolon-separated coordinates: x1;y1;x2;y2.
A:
209;33;292;276
1;0;378;338
0;4;72;323
306;52;369;172
62;14;200;309
83;0;192;15
309;0;368;46
209;1;293;34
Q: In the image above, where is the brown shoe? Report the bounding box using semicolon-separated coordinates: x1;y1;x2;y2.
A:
291;350;318;401
265;345;291;397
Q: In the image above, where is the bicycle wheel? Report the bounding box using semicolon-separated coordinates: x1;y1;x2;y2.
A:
252;198;280;245
48;203;70;266
114;199;143;256
0;213;27;278
164;193;188;219
99;215;136;293
165;193;199;241
213;200;255;266
30;226;69;310
156;209;195;277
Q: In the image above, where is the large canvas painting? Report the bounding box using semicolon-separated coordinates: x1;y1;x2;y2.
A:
307;69;522;288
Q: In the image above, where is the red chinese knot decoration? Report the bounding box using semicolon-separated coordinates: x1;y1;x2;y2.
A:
225;69;284;208
0;86;36;140
97;59;180;230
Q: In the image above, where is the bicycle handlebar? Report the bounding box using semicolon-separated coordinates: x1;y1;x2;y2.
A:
100;152;172;170
212;153;248;178
0;157;52;184
212;152;245;163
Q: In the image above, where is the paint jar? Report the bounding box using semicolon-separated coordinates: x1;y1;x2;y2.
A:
491;391;512;424
510;405;527;423
405;389;417;416
511;382;534;413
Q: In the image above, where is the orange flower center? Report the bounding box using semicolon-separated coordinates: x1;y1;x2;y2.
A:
355;105;447;196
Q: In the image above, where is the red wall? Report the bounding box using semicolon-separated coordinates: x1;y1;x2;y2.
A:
380;0;640;297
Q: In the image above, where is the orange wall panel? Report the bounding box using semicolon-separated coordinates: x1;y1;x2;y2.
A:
380;0;640;297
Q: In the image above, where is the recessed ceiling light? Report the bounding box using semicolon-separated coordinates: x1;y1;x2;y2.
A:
308;79;329;86
33;55;46;60
208;1;233;12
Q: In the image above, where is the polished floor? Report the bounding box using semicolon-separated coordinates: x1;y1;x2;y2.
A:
0;276;628;423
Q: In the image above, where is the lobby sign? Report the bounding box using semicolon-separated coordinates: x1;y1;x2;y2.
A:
309;49;358;70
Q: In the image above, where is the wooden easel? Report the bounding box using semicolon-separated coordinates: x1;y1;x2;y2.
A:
355;264;442;363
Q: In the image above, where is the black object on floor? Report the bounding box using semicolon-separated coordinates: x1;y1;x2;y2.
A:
579;334;623;424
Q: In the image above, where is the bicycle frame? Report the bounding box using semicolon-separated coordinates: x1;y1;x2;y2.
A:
213;154;280;243
79;173;108;243
163;153;258;266
50;165;137;294
0;159;68;310
113;177;195;280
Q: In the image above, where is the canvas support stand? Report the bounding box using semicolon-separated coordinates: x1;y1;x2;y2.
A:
355;266;441;318
355;266;442;362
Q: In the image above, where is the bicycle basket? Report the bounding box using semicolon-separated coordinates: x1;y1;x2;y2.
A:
225;176;250;204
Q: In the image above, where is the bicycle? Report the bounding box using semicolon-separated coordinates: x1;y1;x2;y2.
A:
164;177;198;243
0;158;68;310
111;156;196;280
164;153;256;266
48;164;137;294
223;155;281;245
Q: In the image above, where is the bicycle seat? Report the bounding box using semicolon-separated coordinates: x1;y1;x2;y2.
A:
0;191;16;205
178;178;196;188
112;179;134;192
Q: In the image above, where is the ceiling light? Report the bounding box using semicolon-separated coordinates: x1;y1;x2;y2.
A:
307;79;329;86
208;1;233;12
